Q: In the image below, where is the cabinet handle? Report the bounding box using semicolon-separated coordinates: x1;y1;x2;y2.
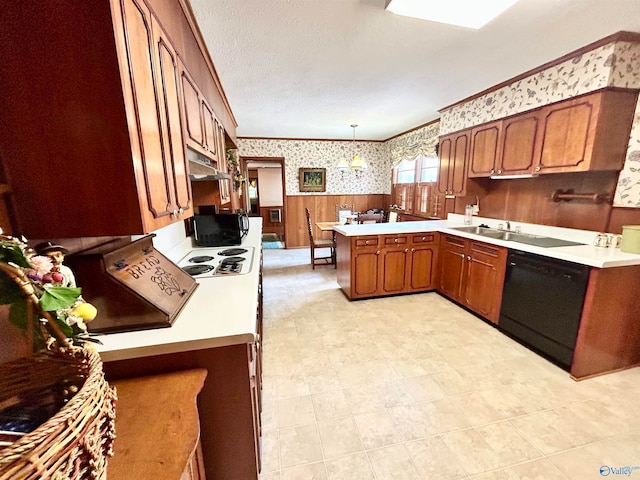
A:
534;166;541;172
394;238;399;243
467;255;471;261
421;236;426;241
411;248;415;252
460;253;464;258
178;208;184;215
365;240;370;245
497;170;502;175
404;248;409;253
490;169;495;175
376;250;381;255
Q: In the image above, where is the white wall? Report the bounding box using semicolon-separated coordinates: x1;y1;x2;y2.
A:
257;168;283;206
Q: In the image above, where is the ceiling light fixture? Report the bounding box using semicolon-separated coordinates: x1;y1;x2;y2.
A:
384;0;520;29
338;124;368;178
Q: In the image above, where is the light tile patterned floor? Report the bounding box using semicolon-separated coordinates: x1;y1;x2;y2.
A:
259;248;640;480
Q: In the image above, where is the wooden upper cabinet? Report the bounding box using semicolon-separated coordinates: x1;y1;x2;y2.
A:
153;16;192;218
468;121;501;177
438;131;469;196
537;89;637;173
464;89;638;179
499;112;540;175
0;0;201;237
181;71;204;147
216;120;227;173
120;0;174;225
180;63;224;169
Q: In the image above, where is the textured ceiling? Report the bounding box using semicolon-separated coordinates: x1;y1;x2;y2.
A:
189;0;640;140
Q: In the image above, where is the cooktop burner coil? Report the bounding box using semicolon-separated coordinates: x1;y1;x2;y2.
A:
220;256;246;263
218;248;248;256
182;264;215;276
189;255;215;263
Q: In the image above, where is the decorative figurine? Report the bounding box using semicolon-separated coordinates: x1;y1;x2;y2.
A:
34;242;77;287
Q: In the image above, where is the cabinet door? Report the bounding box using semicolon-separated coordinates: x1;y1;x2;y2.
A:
201;101;219;168
468;122;501;178
463;242;507;324
437;136;452;195
381;247;409;294
216;119;227;173
438;235;466;301
154;20;191;217
437;131;469;195
500;112;540;175
120;0;173;225
450;132;469;195
353;250;380;297
538;94;597;172
181;71;204;148
409;245;436;291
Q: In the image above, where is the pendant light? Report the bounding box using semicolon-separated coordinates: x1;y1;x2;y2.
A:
337;124;368;178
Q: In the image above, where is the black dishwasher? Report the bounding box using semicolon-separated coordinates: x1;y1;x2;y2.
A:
499;251;590;369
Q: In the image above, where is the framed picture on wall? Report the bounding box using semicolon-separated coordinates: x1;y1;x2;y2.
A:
299;168;326;192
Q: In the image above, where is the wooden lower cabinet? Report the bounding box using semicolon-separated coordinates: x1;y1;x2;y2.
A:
337;232;438;299
437;234;507;324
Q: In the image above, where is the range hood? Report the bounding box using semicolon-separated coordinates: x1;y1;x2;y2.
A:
187;148;231;181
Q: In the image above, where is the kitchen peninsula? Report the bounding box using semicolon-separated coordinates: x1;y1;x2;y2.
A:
334;215;640;380
96;218;264;480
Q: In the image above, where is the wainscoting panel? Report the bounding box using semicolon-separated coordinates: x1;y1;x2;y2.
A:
286;194;389;247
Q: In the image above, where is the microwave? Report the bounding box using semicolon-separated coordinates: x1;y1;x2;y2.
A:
193;212;249;247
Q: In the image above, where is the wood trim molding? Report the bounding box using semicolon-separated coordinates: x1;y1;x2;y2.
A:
238;136;385;143
175;0;238;128
384;117;441;142
238;118;441;143
439;31;640;113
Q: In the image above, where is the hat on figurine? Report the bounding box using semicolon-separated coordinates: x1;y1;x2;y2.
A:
34;241;69;255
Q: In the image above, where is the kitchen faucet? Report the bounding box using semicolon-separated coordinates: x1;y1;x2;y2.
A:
505;221;511;231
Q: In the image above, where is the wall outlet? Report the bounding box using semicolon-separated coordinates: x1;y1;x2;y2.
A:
472;205;479;215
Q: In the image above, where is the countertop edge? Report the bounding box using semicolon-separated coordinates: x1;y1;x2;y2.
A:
333;216;640;268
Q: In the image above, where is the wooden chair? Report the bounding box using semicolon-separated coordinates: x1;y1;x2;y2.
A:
357;212;384;224
335;204;355;224
305;208;335;269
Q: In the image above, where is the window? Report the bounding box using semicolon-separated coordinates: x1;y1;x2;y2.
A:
393;158;417;184
419;155;439;183
391;154;440;218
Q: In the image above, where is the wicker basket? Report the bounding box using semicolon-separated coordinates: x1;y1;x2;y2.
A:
0;262;117;479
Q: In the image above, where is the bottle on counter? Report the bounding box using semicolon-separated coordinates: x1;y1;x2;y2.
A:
464;205;473;225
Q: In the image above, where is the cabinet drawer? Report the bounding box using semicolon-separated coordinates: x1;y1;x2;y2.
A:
384;235;408;246
412;233;436;244
442;234;466;248
355;237;378;247
470;241;503;258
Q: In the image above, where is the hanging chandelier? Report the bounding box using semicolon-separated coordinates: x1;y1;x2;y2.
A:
337;124;368;178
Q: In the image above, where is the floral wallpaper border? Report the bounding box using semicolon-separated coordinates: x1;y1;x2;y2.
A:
440;40;640;208
238;138;392;196
238;40;640;207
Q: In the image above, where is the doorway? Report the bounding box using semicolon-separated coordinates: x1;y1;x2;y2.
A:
241;156;286;247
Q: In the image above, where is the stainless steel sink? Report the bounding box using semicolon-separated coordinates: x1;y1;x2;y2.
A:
450;226;585;248
451;226;505;238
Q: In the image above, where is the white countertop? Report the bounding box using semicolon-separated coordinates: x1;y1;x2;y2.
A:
96;218;263;362
334;214;640;268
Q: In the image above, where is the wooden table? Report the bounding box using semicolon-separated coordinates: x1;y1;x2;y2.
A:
108;369;207;479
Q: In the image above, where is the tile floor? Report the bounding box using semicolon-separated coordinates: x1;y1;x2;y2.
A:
259;248;640;480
